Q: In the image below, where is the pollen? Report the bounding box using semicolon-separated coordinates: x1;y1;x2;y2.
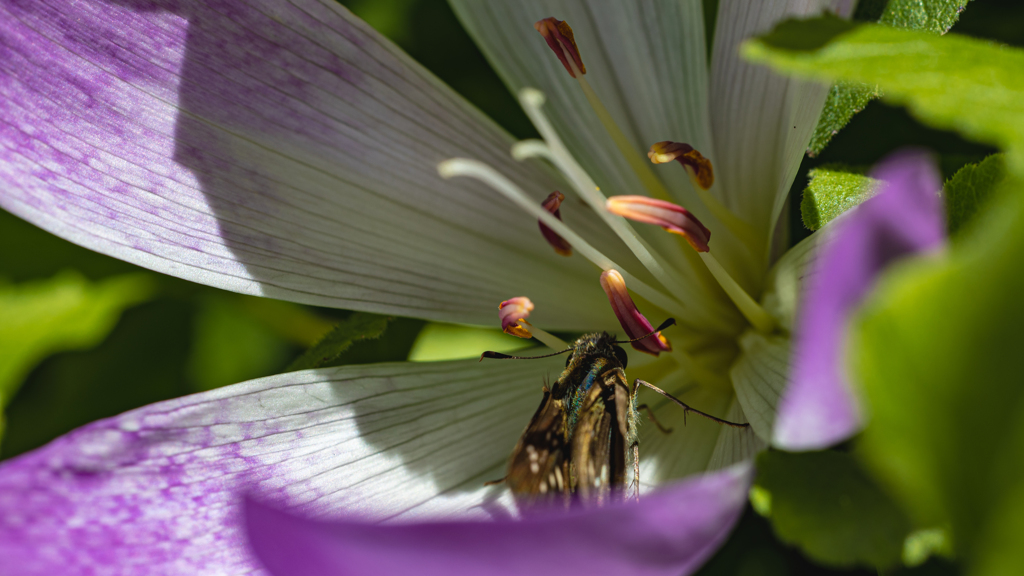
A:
538;191;573;256
606;195;711;253
534;17;586;77
648;141;714;191
499;297;534;339
599;270;671;356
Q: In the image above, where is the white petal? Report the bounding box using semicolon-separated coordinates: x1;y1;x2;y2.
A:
0;0;610;327
762;232;821;332
709;0;855;239
730;329;790;442
707;397;765;470
0;357;563;575
637;369;737;490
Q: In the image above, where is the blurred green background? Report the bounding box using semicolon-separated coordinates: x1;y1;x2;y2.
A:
2;1;1023;574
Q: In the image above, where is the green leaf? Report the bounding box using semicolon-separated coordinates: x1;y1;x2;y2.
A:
407;322;534;362
807;1;974;155
903;527;953;567
0;272;155;439
851;173;1024;573
186;296;295;392
878;0;972;34
287;312;392;371
801;166;880;230
809;83;882;156
744;19;1024;167
754;450;913;568
944;154;1006;237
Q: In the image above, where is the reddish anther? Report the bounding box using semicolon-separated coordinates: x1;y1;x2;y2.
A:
600;270;671;356
499;297;535;339
539;191;573;256
534;18;586;78
606;195;711;253
648;141;715;191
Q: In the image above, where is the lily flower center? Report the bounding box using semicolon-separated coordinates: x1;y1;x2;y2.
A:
440;16;778;356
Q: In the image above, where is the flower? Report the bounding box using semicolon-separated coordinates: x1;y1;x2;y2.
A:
775;150;947;450
0;1;866;575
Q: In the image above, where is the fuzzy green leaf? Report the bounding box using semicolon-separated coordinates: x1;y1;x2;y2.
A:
745;19;1024;169
754;450;912;568
287;312;392;371
801;166;880;230
807;0;975;155
879;0;971;33
944;154;1006;236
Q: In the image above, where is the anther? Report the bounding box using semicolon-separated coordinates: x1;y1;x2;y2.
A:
539;191;573;256
499;297;534;339
648;141;714;191
534;18;586;77
600;270;671;356
606;196;711;253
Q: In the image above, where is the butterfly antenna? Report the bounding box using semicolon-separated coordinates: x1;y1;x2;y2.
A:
479;348;572;362
615;318;676;344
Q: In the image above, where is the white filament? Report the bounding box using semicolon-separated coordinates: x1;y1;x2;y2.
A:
516;89;703;308
438;158;688;319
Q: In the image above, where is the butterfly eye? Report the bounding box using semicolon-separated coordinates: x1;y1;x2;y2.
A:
612;345;629;369
565;354;573;368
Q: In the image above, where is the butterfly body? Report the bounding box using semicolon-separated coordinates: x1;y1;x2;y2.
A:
486;318;749;508
506;332;636;507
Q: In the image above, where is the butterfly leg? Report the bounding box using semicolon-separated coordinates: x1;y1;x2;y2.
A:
633;379;751;428
636;403;673;434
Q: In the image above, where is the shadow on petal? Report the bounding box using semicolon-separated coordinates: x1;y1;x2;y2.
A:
1;0;610;327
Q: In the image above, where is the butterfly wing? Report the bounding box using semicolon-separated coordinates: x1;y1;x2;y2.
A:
571;368;629;506
506;388;572;506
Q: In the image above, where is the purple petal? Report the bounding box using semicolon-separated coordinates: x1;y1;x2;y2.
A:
245;464;753;576
0;0;608;328
0;359;564;576
775;150;947;450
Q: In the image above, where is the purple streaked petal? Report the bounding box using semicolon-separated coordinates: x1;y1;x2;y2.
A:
0;357;564;576
0;0;612;328
775;150;947;450
245;463;753;576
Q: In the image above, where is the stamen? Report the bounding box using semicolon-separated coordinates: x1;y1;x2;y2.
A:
516;90;703;312
647;141;761;252
539;191;573;256
600;270;671;356
606;196;711;253
534;18;586;78
499;297;534;338
648;142;714;191
498;297;570;351
438;157;687;319
511;139;556;163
